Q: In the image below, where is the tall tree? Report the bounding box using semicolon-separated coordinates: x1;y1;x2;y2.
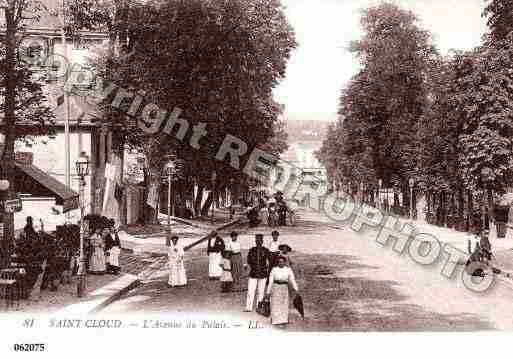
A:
350;3;436;185
90;0;296;219
483;0;513;43
457;42;513;193
319;3;436;194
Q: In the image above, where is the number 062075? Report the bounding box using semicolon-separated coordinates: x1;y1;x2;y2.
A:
13;344;46;352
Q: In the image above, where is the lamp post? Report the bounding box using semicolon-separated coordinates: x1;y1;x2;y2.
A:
211;171;217;224
75;151;90;297
409;178;415;220
0;179;10;233
230;178;234;204
480;167;493;232
359;182;364;205
164;162;175;237
0;179;9;268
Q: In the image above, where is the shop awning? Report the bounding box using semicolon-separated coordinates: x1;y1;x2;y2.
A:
14;162;79;213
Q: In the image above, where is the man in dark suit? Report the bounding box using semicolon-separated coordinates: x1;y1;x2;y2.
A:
245;234;270;312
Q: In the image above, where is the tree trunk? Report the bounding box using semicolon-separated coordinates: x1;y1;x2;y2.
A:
466;189;472;232
185;181;194;213
201;191;214;216
144;167;160;224
112;131;125;224
194;185;204;218
0;7;18;269
393;192;399;209
440;191;447;227
458;188;464;219
457;188;464;230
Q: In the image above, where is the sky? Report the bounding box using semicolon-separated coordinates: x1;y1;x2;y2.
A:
274;0;489;124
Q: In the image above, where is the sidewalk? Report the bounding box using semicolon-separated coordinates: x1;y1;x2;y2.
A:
50;210;247;314
2;247;168;314
398;215;513;273
344;201;513;275
306;199;513;274
120;209;248;255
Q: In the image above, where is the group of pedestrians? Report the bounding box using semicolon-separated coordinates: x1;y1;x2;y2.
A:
246;192;297;228
168;231;299;325
245;231;299;326
207;229;300;326
87;221;121;275
207;231;244;291
166;229;301;326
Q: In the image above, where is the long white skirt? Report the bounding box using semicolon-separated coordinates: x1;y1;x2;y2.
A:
209;252;222;278
108;246;121;267
271;283;290;325
168;262;187;286
260;209;268;225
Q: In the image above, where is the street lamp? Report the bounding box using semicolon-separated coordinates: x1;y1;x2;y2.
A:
211;171;217;224
164;162;176;236
75;151;90;298
409;178;415;220
359;182;364;204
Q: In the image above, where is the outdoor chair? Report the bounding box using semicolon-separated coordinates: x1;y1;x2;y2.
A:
0;269;21;310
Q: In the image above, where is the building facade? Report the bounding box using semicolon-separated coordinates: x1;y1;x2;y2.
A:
4;1;126;230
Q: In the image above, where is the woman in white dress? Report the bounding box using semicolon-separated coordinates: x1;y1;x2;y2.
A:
207;232;225;280
88;228;107;274
266;255;299;326
168;235;187;287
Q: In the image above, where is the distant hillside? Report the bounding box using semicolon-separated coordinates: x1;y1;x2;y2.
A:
285;120;330;143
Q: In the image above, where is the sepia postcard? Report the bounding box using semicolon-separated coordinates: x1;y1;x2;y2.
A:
0;0;511;357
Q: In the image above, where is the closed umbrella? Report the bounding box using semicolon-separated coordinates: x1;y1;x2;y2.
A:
293;294;305;319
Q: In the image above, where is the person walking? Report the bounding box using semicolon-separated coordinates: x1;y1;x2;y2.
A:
207;231;225;280
103;227;114;272
480;229;492;262
277;201;288;226
167;235;187;287
227;231;244;291
219;251;233;293
245;234;271;312
88;228;106;274
106;226;121;275
23;216;37;240
266;255;300;326
269;230;281;270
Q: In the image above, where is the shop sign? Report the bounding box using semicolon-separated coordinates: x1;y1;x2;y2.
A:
4;198;22;213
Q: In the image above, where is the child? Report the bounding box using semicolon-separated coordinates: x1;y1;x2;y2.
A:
107;235;121;275
219;251;233;293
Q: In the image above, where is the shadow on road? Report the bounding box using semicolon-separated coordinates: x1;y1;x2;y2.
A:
289;252;494;331
105;246;494;331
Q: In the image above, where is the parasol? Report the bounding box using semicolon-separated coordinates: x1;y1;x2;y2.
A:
293;294;305;319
